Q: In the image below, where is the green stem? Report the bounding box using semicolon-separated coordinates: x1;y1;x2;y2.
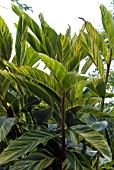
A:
61;91;66;161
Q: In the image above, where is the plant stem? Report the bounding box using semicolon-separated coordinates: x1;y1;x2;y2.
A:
101;97;105;112
96;48;112;170
96;152;100;170
61;91;66;161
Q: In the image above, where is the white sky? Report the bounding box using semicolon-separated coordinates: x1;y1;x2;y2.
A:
0;0;112;36
0;0;113;72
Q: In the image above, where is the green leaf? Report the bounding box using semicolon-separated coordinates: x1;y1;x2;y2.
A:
77;108;112;118
33;107;53;125
66;36;86;72
10;151;55;170
59;33;71;65
21;47;40;66
80;32;105;81
27;32;48;55
70;125;112;161
105;92;114;98
0;117;17;142
65;24;71;41
100;5;114;48
81;58;93;74
0;16;13;61
15;15;28;66
66;128;78;146
62;158;71;170
0;70;60;110
0;129;55;164
0;75;10;98
99;159;114;169
86;78;106;98
37;53;67;84
63;72;87;91
65;96;100;111
66;149;93;170
85;21;110;64
4;61;62;98
66;82;84;100
12;4;45;44
39;13;62;61
71;32;77;45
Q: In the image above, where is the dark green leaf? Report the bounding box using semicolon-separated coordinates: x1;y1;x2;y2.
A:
0;129;55;164
66;149;93;170
0;117;17;142
10;151;55;170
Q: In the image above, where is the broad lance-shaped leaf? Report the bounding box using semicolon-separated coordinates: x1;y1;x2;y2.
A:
65;24;72;41
27;32;48;55
0;16;13;61
0;75;10;98
3;61;62;98
59;33;71;65
12;4;53;57
0;70;60;111
86;78;106;98
33;107;53;125
100;4;114;48
10;151;55;170
37;53;67;84
70;125;112;161
0;117;17;142
65;96;100;111
66;82;84;101
62;158;71;170
80;32;105;81
39;13;62;61
81;57;93;74
66;149;93;170
85;21;110;64
77;108;113;118
62;71;87;91
21;47;41;66
0;129;55;164
12;5;55;57
71;32;77;45
15;15;28;66
12;4;45;44
66;35;87;72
